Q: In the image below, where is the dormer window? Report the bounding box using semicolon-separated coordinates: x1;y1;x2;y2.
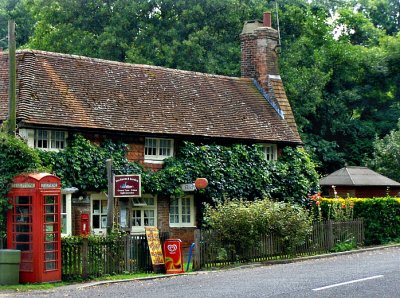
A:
263;144;277;161
145;138;174;162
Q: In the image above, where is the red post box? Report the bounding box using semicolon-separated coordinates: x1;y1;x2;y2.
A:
163;239;184;274
7;173;61;283
81;213;90;236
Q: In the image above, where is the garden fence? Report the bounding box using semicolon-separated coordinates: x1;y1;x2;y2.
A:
62;232;169;280
193;219;364;269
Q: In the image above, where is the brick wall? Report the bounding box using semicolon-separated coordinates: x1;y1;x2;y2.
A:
240;27;279;91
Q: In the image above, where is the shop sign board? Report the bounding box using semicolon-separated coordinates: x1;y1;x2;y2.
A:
114;175;141;197
145;226;165;269
164;239;184;274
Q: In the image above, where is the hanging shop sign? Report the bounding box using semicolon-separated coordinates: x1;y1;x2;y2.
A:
114;174;141;197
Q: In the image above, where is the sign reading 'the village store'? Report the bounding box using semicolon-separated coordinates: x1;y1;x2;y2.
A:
114;175;141;197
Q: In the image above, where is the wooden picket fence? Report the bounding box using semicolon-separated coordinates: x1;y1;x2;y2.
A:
62;232;169;280
193;219;364;269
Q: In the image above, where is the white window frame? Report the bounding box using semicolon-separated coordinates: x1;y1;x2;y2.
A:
60;193;72;237
169;195;196;228
262;144;277;161
144;138;174;162
18;128;67;151
34;129;67;150
130;194;157;234
90;193;108;235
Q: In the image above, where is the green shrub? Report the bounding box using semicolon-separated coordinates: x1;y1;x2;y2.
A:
203;198;312;255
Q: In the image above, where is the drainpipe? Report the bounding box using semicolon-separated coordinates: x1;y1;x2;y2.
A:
8;20;16;136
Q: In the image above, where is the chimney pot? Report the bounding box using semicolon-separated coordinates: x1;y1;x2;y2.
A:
263;11;272;28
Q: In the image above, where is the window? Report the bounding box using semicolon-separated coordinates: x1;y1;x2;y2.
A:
91;193;108;235
60;194;72;236
145;138;174;161
131;195;157;233
263;144;277;161
35;129;66;150
169;195;195;227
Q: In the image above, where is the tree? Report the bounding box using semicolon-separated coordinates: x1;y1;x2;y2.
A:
368;121;400;182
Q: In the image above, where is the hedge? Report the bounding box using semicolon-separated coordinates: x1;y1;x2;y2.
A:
313;196;400;245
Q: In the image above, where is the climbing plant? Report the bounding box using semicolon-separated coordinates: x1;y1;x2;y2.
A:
0;130;42;237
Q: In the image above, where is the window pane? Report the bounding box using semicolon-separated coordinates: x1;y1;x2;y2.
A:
144;210;154;226
61;195;66;213
159;139;172;156
181;197;191;223
169;199;179;224
61;214;67;234
93;215;100;228
132;210;141;226
145;138;157;156
145;196;154;206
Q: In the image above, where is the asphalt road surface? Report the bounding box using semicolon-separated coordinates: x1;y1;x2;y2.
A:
2;247;400;298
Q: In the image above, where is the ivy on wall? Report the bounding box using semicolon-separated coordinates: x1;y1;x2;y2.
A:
0;133;320;236
39;135;319;206
0;131;43;237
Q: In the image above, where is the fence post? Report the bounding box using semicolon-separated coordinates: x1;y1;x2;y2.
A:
193;229;201;270
82;237;89;279
326;220;334;250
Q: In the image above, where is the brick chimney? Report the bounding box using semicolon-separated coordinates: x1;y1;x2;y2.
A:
240;12;301;139
240;11;280;90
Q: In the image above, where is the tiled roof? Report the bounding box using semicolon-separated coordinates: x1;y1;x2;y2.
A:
0;50;302;144
320;166;400;186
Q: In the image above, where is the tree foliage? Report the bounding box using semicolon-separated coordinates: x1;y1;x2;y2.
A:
2;0;400;174
367;121;400;182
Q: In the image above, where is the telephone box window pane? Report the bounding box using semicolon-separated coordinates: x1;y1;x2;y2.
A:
45;215;56;223
16;243;31;251
16;196;31;204
45;233;57;242
45;242;56;251
45;252;57;261
16;206;31;223
45;224;56;232
45;196;55;204
15;224;31;233
45;205;55;213
45;262;57;270
16;233;31;243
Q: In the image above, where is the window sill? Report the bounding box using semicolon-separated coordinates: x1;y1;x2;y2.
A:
169;224;197;228
144;159;166;164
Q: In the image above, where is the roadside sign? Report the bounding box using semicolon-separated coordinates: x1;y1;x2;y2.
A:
164;239;184;274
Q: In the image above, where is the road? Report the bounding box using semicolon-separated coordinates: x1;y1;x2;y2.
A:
2;247;400;298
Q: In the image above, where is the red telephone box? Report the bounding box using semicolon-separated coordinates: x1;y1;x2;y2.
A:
7;173;62;283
